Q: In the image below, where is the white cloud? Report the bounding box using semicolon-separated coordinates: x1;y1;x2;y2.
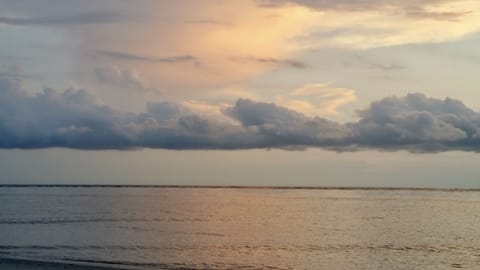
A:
275;83;357;119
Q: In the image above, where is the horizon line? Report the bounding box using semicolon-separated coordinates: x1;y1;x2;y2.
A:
0;184;479;191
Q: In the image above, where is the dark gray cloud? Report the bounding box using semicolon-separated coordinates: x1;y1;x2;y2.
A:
233;57;307;69
224;99;348;149
346;93;480;152
403;7;471;21
1;77;480;152
96;50;196;64
255;57;307;69
0;11;127;26
0;77;248;150
0;0;139;25
344;53;406;71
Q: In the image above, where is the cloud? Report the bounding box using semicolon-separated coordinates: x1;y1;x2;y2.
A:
223;99;349;149
0;72;32;79
368;63;406;71
275;83;357;118
228;56;308;70
263;0;480;50
1;77;480;152
258;0;453;14
0;77;247;150
184;19;234;26
0;65;35;80
404;8;472;21
95;50;196;64
0;11;127;26
250;57;307;69
94;65;161;95
347;93;479;152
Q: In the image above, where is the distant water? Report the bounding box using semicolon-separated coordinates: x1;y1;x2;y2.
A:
1;187;480;269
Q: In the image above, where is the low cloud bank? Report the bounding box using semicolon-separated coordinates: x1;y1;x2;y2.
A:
1;77;479;152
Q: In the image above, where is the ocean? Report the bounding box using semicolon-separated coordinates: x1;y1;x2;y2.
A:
0;187;479;269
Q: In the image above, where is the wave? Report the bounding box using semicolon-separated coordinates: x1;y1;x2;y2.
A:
0;217;216;225
0;254;284;270
0;255;146;270
0;217;149;225
0;255;217;270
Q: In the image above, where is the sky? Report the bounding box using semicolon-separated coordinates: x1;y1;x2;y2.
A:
1;0;480;187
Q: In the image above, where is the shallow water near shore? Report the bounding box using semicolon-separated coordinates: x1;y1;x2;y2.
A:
1;187;480;269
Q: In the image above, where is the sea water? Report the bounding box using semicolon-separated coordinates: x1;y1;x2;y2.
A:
1;187;479;269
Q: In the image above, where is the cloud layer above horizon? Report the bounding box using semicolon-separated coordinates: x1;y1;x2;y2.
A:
2;1;480;154
1;77;479;153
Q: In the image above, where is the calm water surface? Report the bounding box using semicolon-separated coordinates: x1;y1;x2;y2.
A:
0;187;479;269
